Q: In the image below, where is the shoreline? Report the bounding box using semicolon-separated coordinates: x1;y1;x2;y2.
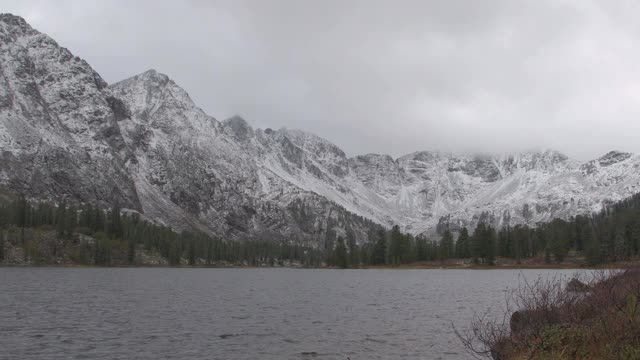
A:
0;261;630;270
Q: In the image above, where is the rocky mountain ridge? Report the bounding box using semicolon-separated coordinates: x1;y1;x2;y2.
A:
2;13;640;244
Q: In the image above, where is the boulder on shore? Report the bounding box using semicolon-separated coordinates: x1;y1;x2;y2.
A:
566;278;591;292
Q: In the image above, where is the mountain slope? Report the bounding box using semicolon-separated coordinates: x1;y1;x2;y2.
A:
0;13;140;210
1;13;640;243
110;69;382;242
0;14;382;244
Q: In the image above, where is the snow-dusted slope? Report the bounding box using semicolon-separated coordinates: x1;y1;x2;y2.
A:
249;134;640;235
0;14;383;243
2;13;640;242
0;14;140;209
110;69;382;241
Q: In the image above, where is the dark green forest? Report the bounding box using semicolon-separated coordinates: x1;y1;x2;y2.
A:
1;192;639;267
0;196;330;266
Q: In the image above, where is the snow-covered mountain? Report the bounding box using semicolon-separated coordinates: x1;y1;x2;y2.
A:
0;14;140;210
2;13;640;243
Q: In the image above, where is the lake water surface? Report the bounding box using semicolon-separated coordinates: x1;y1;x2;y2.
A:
0;268;583;360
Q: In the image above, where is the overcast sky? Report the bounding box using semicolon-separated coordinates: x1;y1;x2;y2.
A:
3;0;640;160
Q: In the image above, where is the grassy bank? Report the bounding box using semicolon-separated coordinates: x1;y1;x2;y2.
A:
460;268;640;359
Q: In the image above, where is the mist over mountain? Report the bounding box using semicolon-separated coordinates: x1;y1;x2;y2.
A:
2;13;640;244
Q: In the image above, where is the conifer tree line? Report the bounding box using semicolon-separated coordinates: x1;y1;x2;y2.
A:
317;193;640;267
456;193;640;266
1;192;640;267
0;195;323;266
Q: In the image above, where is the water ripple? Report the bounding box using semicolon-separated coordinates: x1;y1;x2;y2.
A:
0;267;582;360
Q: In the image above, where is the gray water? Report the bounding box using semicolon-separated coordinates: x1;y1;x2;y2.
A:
0;268;581;360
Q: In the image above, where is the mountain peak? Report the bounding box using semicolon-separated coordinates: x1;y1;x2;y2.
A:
280;128;346;159
598;150;632;166
110;68;202;119
518;148;565;157
223;115;250;129
139;68;169;81
223;115;253;141
0;13;31;29
0;13;44;46
111;69;172;90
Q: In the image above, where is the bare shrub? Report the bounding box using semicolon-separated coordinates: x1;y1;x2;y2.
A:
457;269;640;359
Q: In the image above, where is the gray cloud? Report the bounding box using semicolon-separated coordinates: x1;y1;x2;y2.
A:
3;0;640;160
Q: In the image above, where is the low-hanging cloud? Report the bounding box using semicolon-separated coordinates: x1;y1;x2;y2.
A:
3;0;640;160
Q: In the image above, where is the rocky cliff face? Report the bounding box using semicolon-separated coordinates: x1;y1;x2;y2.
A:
2;13;640;243
110;69;381;242
0;14;140;210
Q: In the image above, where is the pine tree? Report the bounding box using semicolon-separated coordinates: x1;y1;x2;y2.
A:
510;225;524;263
486;226;497;266
188;240;196;266
0;231;4;263
127;235;136;265
65;204;77;238
371;230;387;265
389;225;403;266
471;223;497;265
613;229;626;261
544;246;552;264
548;219;569;262
56;200;67;239
346;230;359;268
109;202;122;239
334;236;348;269
471;223;487;264
455;227;470;258
324;226;336;265
632;220;640;256
416;236;427;261
16;194;27;244
94;232;112;265
92;206;104;233
498;227;509;258
80;203;93;230
584;228;602;265
439;229;454;261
